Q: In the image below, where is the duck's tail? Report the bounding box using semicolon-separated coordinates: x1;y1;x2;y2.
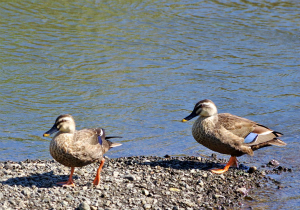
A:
244;124;286;151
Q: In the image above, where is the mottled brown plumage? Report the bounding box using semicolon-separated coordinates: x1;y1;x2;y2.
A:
43;114;122;186
182;99;286;174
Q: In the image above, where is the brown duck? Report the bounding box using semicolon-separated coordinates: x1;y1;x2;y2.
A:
182;99;286;174
43;114;122;186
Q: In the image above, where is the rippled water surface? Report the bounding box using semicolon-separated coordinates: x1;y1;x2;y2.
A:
0;0;299;208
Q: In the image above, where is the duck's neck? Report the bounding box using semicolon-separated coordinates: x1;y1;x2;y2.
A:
194;114;218;131
54;131;75;139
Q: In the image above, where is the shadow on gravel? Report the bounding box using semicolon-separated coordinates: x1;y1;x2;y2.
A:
1;171;79;188
126;156;227;171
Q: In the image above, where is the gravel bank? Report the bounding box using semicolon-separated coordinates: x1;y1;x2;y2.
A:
0;155;290;210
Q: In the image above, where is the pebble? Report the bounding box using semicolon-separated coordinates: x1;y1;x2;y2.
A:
268;159;280;166
123;174;136;181
201;172;208;178
113;171;119;177
0;157;287;209
79;202;90;210
142;189;150;196
236;187;248;195
144;204;151;209
248;166;257;173
169;188;180;192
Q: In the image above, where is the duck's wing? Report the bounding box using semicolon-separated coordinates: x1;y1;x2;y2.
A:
218;113;256;138
75;128;122;150
74;128;100;145
69;129;104;162
219;113;286;148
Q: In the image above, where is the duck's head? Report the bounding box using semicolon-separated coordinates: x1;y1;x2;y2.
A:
182;99;218;122
43;114;76;137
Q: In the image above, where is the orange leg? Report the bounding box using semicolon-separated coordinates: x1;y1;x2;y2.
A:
93;159;105;185
210;156;238;174
57;167;75;187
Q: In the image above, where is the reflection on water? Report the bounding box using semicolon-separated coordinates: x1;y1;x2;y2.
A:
0;0;299;208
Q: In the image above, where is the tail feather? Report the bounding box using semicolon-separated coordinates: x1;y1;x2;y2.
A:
106;139;122;148
268;138;286;146
246;127;286;152
273;131;283;137
246;130;285;146
251;138;286;151
105;136;122;140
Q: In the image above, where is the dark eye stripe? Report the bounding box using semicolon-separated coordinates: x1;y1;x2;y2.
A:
56;119;68;127
194;103;203;110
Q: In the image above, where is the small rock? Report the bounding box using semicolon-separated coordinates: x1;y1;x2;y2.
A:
43;198;50;203
169;188;180;192
36;163;46;167
236;187;248;195
197;179;204;187
61;200;68;207
21;189;30;197
219;174;225;180
103;185;110;190
113;171;119;177
190;169;196;174
268;159;280;166
126;183;134;188
78;202;91;210
123;174;136;181
260;170;266;176
142;189;150;196
248;166;257;173
65;194;74;202
245;195;253;200
214;194;225;198
182;199;195;207
144;204;151;209
18;201;26;208
165;191;171;195
105;200;111;206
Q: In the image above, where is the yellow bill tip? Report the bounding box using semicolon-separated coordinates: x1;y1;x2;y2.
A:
182;119;188;122
43;133;50;137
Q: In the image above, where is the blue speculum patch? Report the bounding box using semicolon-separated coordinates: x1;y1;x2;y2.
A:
244;133;258;144
98;136;103;145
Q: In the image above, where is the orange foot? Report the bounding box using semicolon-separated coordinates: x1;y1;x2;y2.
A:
57;167;75;187
57;180;75;187
93;159;105;185
210;156;238;174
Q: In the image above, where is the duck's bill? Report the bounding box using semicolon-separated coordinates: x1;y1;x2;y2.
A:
43;125;58;137
182;112;197;122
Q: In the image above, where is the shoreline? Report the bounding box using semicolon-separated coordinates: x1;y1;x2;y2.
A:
0;155;289;209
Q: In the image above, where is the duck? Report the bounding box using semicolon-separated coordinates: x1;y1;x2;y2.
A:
182;99;286;174
43;114;122;187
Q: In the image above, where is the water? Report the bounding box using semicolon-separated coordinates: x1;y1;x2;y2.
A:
0;0;299;208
